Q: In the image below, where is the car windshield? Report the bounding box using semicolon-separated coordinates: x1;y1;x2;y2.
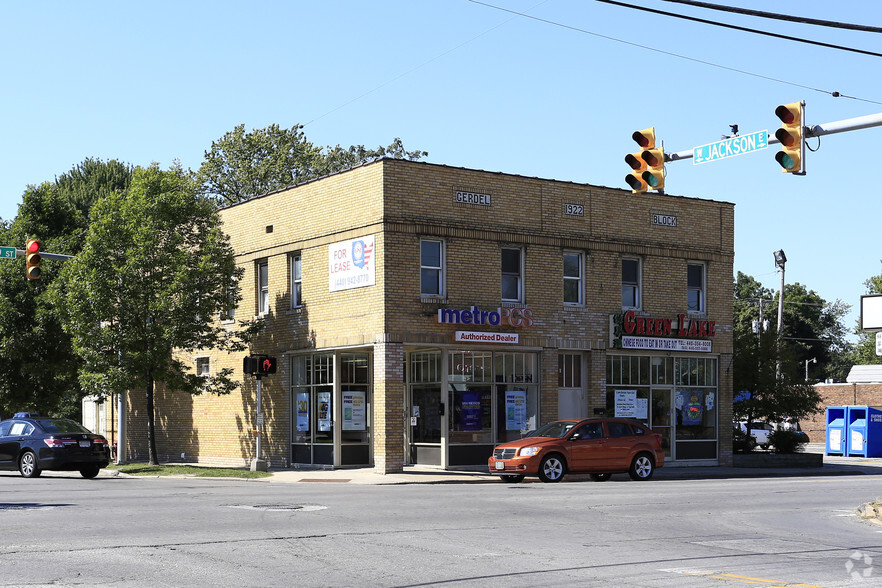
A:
38;419;93;434
527;421;577;439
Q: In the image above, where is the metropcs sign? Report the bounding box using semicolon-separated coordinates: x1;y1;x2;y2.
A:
437;305;534;328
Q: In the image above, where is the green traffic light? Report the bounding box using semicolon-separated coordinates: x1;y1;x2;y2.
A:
775;151;795;170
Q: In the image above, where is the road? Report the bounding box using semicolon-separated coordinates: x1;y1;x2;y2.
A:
1;472;880;587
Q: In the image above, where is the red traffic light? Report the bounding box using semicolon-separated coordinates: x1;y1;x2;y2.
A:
25;239;41;280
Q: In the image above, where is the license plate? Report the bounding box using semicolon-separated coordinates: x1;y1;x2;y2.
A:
495;461;505;470
79;440;91;448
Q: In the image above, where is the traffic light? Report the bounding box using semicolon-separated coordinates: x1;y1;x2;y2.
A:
243;354;277;376
625;127;665;193
774;101;804;174
25;239;41;280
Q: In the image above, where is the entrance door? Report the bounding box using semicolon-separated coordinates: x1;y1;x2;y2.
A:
409;384;443;465
651;388;673;459
292;385;334;465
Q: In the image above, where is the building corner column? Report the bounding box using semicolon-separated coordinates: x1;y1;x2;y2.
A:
373;342;405;474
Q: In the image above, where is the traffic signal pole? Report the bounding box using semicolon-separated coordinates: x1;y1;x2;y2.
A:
666;111;882;164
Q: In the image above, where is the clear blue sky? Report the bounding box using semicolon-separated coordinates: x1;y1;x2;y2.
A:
1;1;878;340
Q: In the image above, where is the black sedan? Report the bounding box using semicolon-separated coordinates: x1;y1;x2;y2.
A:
0;413;110;478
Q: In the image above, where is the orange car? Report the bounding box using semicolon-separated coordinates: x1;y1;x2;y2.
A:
488;418;664;483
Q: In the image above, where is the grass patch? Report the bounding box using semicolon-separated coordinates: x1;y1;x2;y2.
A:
106;462;272;479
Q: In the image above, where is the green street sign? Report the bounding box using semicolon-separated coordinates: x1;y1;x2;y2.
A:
0;247;16;259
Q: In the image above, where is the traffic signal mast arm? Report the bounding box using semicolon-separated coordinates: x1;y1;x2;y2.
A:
14;250;74;261
665;111;882;163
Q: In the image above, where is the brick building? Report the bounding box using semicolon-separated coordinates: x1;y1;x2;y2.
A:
105;158;735;471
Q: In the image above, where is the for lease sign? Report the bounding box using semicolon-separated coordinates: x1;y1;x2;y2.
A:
329;235;376;292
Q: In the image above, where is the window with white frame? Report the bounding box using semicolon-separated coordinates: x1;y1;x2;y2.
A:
257;260;269;315
563;251;583;305
501;247;523;303
687;262;706;313
196;357;210;377
291;254;302;308
622;257;640;309
420;239;444;297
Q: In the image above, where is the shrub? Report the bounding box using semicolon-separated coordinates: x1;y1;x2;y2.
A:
733;427;756;453
769;429;808;454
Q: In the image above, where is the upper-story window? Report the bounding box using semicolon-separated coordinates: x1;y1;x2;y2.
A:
501;247;523;303
220;278;237;322
257;260;269;315
687;262;706;313
196;357;210;377
291;254;303;308
622;258;641;309
420;239;444;297
563;251;583;305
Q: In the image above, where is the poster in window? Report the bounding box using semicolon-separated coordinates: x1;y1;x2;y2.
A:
342;391;366;431
461;390;482;431
614;390;638;418
678;390;704;425
505;390;527;430
318;391;332;431
296;392;309;432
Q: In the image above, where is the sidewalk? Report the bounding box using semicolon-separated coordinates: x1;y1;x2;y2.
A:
260;447;882;485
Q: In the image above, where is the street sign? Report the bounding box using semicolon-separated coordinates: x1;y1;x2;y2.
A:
693;130;769;165
0;247;16;259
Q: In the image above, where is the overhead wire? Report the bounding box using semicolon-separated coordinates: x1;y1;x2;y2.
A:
659;0;882;34
468;0;882;105
594;0;882;57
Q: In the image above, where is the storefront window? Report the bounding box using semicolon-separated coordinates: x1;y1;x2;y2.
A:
606;354;718;461
341;354;370;445
448;384;492;444
448;351;493;383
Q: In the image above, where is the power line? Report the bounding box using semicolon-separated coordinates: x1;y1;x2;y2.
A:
468;0;882;104
660;0;882;34
594;0;882;58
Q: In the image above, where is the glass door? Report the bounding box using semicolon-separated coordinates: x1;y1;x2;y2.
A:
651;388;673;459
407;351;443;466
291;354;334;466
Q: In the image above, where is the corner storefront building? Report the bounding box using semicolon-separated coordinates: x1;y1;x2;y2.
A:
112;159;735;472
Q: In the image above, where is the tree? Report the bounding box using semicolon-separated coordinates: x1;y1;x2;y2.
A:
0;159;134;419
54;163;261;464
197;123;428;205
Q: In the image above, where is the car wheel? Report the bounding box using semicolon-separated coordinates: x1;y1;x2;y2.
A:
759;443;769;450
537;454;566;483
80;466;101;479
629;453;655;481
499;474;525;483
19;451;42;478
590;473;612;482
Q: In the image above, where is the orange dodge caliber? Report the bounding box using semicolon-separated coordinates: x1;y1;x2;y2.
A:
488;418;664;483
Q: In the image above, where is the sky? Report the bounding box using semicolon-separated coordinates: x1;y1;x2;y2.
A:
1;1;878;340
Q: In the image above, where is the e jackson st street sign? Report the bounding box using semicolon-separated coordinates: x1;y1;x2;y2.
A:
693;130;768;165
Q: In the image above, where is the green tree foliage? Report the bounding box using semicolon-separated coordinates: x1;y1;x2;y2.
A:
54;163;261;464
732;272;846;432
733;272;852;382
197;124;427;205
853;263;882;365
0;159;133;419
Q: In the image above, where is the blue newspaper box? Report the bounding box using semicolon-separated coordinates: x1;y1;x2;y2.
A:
825;406;847;456
846;406;882;458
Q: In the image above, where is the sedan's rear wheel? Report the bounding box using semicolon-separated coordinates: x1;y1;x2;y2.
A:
537;454;566;483
628;453;655;481
80;466;101;479
19;451;42;478
590;473;612;482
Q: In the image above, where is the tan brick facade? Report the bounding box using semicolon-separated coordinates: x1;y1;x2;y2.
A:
113;159;735;470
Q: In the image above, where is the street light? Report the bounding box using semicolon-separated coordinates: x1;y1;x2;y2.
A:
774;250;786;335
805;357;817;382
